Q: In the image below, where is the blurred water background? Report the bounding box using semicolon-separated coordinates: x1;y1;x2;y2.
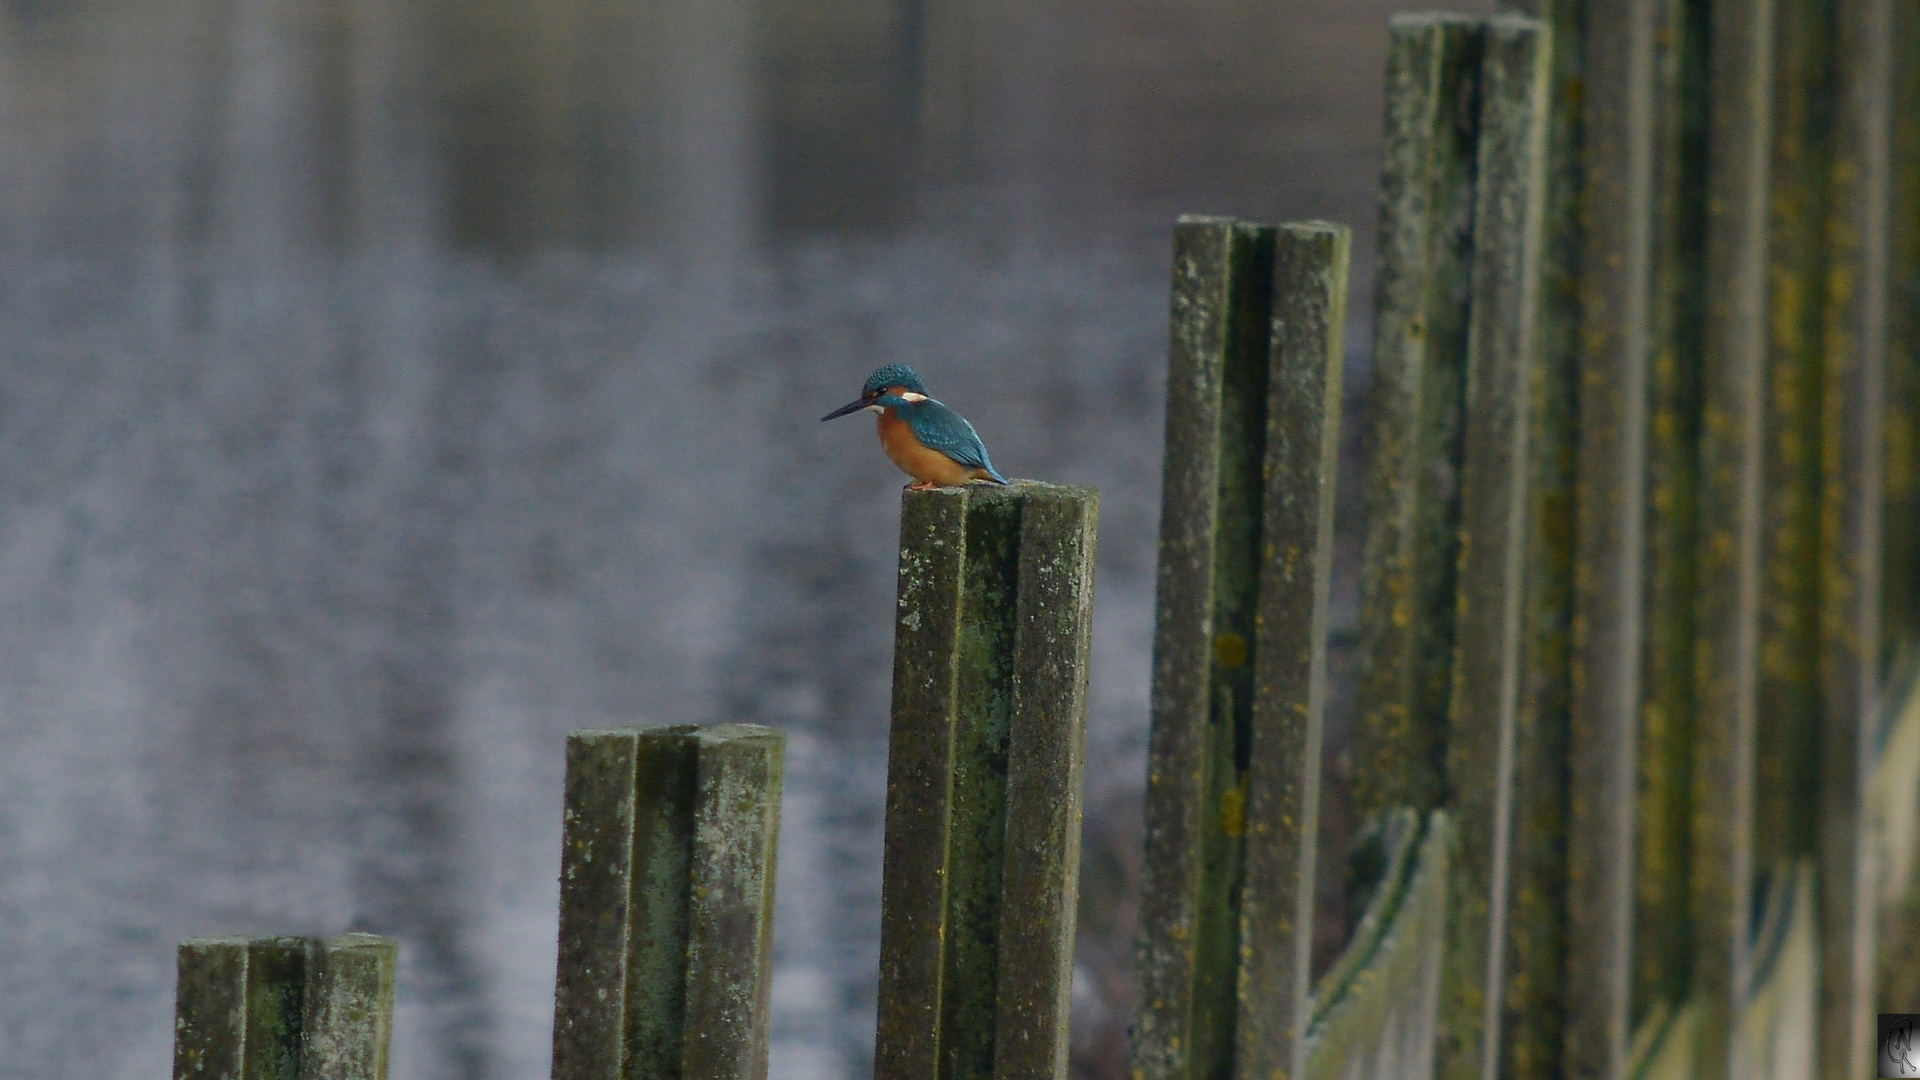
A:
0;1;1487;1076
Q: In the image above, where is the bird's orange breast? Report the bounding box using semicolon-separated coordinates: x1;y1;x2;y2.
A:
877;409;983;486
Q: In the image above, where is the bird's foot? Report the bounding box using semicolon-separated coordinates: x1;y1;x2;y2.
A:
905;480;942;491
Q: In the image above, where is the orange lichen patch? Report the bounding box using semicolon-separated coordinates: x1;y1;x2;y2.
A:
876;408;989;487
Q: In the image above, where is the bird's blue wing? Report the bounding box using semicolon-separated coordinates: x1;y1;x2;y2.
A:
907;400;1008;481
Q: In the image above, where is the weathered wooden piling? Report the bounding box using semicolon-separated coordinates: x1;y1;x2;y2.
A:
872;480;1097;1080
1347;15;1551;1080
1687;0;1776;1069
1352;15;1482;824
1442;19;1549;1080
551;723;784;1080
1818;0;1896;1068
1560;0;1661;1064
173;933;398;1080
1877;0;1920;1012
1129;215;1348;1080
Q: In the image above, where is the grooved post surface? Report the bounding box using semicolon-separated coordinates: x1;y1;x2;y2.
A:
552;724;783;1080
992;485;1099;1080
1440;20;1550;1080
1631;0;1709;1032
174;935;399;1080
683;726;785;1080
1818;0;1894;1065
552;727;686;1080
1495;3;1583;1076
875;489;968;1080
1565;0;1661;1066
1234;221;1349;1080
1752;0;1831;879
1133;216;1276;1080
877;481;1099;1080
304;935;398;1080
1688;0;1775;1068
1352;14;1482;823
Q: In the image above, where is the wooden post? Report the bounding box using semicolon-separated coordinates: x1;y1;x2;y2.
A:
173;934;398;1080
1631;0;1710;1036
1818;0;1896;1069
1236;220;1349;1080
1440;18;1551;1080
1687;0;1776;1068
551;724;784;1080
304;934;400;1080
1883;0;1920;655
1562;0;1662;1067
994;484;1101;1080
1344;16;1551;1080
1876;0;1920;1011
873;480;1098;1080
1352;16;1483;823
1493;5;1585;1078
1130;214;1348;1080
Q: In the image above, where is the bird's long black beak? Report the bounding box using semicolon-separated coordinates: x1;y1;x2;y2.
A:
821;398;869;422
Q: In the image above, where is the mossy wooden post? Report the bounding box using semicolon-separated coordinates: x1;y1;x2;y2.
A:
1237;221;1349;1080
1818;0;1896;1066
1352;15;1482;826
1132;217;1275;1080
1562;0;1662;1067
1883;0;1920;657
304;934;399;1080
873;480;1098;1080
1876;0;1920;1012
551;724;784;1080
1487;9;1583;1079
1753;0;1832;887
1131;214;1349;1080
174;937;307;1080
1687;0;1775;1067
1631;0;1709;1046
1350;17;1551;1080
1441;18;1550;1080
173;934;398;1080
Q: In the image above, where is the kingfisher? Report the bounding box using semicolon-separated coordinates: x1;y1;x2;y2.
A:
821;364;1010;490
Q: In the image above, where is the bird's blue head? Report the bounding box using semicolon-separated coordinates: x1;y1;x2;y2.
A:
822;364;931;422
862;364;928;397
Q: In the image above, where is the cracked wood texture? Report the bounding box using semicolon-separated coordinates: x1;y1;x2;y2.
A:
551;724;784;1080
875;480;1097;1080
1132;214;1347;1080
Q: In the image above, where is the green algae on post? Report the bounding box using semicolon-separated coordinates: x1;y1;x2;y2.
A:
551;724;784;1080
874;480;1097;1080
